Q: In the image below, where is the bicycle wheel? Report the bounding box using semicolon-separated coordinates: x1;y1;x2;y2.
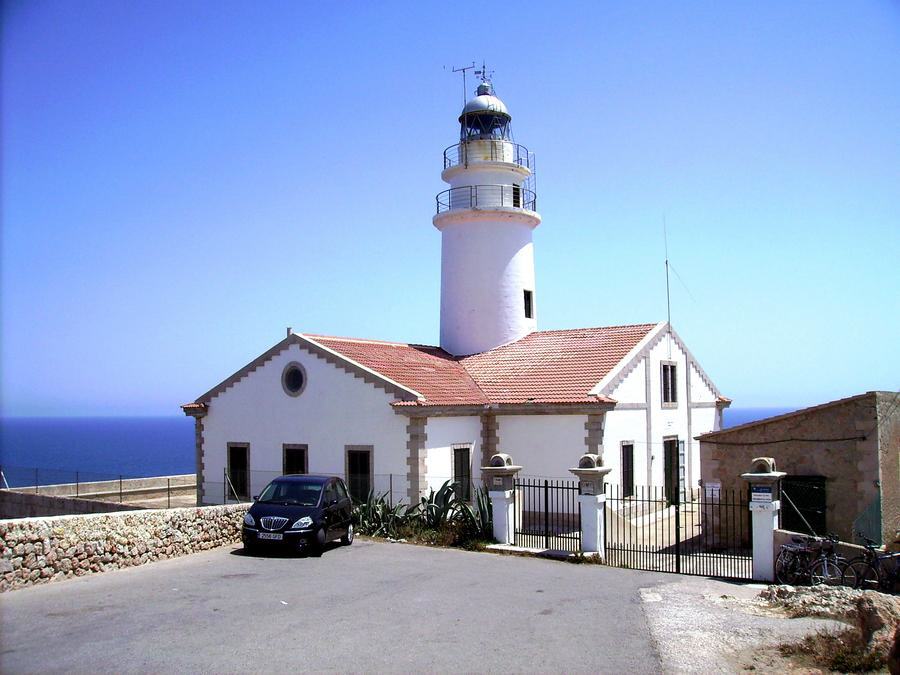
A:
842;559;880;590
810;557;845;586
775;549;802;585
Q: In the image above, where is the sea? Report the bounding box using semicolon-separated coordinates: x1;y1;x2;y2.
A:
0;407;795;489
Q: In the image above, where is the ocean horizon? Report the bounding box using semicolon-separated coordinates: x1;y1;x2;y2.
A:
0;407;797;488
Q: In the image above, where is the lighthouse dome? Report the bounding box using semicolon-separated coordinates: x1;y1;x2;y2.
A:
459;82;510;120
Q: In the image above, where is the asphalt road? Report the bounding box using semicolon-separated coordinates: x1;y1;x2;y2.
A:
0;539;668;673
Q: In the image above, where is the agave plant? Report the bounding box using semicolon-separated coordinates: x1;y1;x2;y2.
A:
353;491;409;538
456;488;493;541
416;479;459;529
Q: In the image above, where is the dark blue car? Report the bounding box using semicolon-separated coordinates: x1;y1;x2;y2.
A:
242;475;354;552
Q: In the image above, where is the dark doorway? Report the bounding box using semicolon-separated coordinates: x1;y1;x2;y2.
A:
453;446;472;501
227;444;249;500
346;449;372;503
283;444;307;475
781;476;827;535
663;438;680;505
621;443;634;498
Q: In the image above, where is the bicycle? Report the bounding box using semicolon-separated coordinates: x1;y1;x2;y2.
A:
775;534;846;586
841;535;900;593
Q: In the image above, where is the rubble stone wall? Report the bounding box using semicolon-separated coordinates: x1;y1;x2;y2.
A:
0;490;146;519
0;504;247;592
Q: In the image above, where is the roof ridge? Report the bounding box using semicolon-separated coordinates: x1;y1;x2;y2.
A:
304;333;440;349
530;323;659;335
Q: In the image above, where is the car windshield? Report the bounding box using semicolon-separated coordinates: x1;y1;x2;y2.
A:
257;481;322;506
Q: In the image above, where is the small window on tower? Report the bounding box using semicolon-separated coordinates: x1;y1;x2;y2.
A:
512;184;522;208
524;290;534;319
661;362;677;406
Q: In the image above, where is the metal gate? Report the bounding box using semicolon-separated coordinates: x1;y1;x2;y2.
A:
513;478;581;553
604;484;752;579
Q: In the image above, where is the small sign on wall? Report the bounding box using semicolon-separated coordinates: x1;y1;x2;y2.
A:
751;485;773;502
704;481;721;497
492;477;503;487
582;481;595;496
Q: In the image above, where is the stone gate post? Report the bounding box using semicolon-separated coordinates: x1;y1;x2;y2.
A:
570;454;612;557
741;457;786;582
481;453;522;546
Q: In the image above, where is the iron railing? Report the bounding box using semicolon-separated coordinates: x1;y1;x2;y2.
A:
435;184;537;214
513;478;582;553
0;463;196;510
443;140;533;170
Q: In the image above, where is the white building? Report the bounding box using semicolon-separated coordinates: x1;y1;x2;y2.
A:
183;78;729;506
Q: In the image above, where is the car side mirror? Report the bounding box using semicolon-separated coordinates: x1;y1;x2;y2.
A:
252;495;258;501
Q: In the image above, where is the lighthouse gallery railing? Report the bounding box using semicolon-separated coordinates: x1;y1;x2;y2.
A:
443;141;533;170
435;185;537;214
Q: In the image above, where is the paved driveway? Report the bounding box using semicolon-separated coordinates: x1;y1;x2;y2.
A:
0;540;666;673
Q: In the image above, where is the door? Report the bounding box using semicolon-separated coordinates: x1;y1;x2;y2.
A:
346;449;371;503
322;481;339;538
781;476;827;535
283;445;307;475
663;438;680;505
335;479;352;533
453;446;472;501
227;445;249;500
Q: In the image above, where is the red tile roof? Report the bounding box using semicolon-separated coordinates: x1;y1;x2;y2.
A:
308;323;657;407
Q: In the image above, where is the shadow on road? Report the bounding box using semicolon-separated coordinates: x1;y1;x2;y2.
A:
229;542;343;559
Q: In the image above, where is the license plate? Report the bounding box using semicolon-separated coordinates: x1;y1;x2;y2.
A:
257;532;283;541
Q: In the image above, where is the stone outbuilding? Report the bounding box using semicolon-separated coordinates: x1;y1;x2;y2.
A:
697;391;899;546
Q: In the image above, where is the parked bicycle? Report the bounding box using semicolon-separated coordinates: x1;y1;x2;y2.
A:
775;534;846;586
841;535;899;593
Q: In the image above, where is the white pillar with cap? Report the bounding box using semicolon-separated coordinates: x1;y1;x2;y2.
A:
481;453;522;545
741;457;786;582
570;454;612;557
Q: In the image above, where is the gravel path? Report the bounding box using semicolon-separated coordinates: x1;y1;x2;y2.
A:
641;576;844;673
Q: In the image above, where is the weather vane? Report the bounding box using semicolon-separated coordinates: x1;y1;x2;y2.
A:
474;61;494;85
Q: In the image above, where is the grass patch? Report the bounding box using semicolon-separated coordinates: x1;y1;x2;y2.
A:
779;627;885;672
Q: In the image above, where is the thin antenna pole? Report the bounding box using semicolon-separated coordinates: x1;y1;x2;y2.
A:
664;216;672;358
452;62;476;106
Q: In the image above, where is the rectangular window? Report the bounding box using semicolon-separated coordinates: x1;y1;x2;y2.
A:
524;290;534;319
283;444;308;475
227;443;249;501
453;446;472;501
621;443;634;498
512;183;522;208
661;362;677;405
346;446;372;503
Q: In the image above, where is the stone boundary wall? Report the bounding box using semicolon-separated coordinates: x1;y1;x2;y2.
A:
0;490;146;519
0;504;247;592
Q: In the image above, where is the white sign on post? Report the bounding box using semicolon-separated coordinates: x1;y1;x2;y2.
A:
492;476;503;487
751;485;773;502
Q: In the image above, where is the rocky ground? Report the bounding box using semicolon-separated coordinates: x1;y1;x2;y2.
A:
641;577;899;673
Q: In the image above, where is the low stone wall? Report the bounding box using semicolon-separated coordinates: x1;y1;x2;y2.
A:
0;504;247;592
0;490;146;519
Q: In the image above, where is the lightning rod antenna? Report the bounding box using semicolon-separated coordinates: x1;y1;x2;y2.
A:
664;215;672;358
452;62;476;106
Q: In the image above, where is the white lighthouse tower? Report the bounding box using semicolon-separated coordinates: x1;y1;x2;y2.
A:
434;77;541;356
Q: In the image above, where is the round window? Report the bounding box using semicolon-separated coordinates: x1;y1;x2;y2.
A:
281;362;306;397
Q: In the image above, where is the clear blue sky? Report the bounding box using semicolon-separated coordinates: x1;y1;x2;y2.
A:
2;1;898;416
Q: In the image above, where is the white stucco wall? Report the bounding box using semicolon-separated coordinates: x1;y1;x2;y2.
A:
200;342;407;503
423;416;482;493
497;415;585;479
602;329;721;494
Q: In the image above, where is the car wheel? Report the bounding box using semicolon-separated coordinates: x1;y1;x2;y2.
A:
341;524;354;546
316;526;327;549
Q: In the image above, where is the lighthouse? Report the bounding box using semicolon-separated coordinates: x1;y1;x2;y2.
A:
434;77;541;356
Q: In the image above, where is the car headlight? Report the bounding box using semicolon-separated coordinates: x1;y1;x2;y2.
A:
291;516;313;529
243;513;255;527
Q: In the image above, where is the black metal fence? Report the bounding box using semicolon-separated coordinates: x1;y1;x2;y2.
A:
436;184;537;214
513;478;581;553
442;140;533;170
604;484;752;579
